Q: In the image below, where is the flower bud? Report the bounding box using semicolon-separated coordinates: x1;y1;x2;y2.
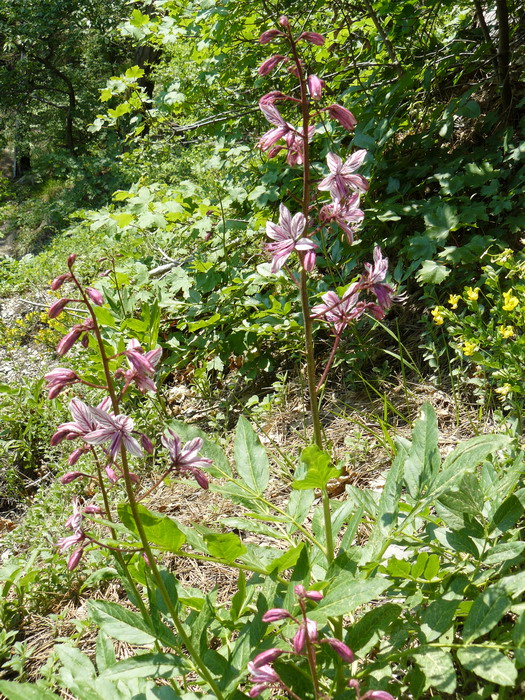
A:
129;472;140;484
60;471;84;484
48;298;72;319
307;74;324;100
258;55;287;76
278;15;290;27
67;547;84;571
57;327;82;356
81;333;90;348
83;504;102;514
105;465;119;484
67;254;77;268
324;638;354;663
305;589;324;601
361;692;395;700
85;287;104;306
51;273;72;291
141;433;154;454
262;608;291;622
249;684;268;698
292;625;306;653
68;447;86;466
294;584;306;597
252;649;284;668
327;104;357;130
298;31;325;45
259;29;284;43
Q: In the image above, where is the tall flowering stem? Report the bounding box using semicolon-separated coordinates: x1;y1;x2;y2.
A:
282;21;323;450
57;258;225;700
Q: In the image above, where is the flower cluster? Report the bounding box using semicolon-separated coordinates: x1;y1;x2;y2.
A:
247;584;394;699
47;255;214;569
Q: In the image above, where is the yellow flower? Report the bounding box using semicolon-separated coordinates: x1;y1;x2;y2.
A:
495;383;512;397
448;294;461;309
431;307;444;325
465;287;480;301
462;340;478;356
502;289;519;312
498;325;514;338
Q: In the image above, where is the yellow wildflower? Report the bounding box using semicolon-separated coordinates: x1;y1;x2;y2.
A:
498;325;514;338
448;294;461;309
502;289;519;312
431;307;444;325
465;287;480;301
462;340;478;356
495;383;512;397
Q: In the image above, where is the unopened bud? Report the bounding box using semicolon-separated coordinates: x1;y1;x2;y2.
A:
278;15;290;27
83;504;102;514
262;608;291;622
324;638;354;663
259;29;284;44
105;465;119;484
252;649;284;668
67;254;77;268
258;55;287;76
298;31;325;45
48;298;72;319
85;287;104;306
141;433;154;454
51;273;72;290
60;471;84;484
67;548;84;571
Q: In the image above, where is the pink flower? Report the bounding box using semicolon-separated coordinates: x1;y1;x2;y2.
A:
84;406;143;460
161;430;212;490
320;193;364;244
307;74;324;100
311;284;363;334
327;104;358;130
262;608;291;622
85;287;104;306
259;29;284;43
318;151;369;200
258;102;293;151
45;368;80;399
265;204;317;272
48;298;73;319
298;31;325;45
360;247;394;311
247;662;280;684
51;398;101;446
58;531;85;553
122;339;162;394
361;692;395;700
258;55;287;76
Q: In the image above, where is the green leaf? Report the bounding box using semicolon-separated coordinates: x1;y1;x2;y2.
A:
490;493;525;534
100;653;187;680
233;415;269;494
203;533;246;563
113;212;135;228
463;585;511;642
55;644;96;679
427;434;511;502
424;203;458;240
96;632;116;673
118;504;185;553
421;576;467;642
483;541;525;565
416;259;451;285
457;647;517;686
88;600;157;645
413;647;456;693
0;682;60;700
266;543;305;573
292;445;340;490
438;473;484;516
404;403;440;498
308;576;390;623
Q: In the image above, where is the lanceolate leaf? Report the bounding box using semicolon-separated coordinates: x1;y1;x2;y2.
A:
403;402;440;498
234;415;269;493
0;682;60;700
463;585;511;642
457;647;517;686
